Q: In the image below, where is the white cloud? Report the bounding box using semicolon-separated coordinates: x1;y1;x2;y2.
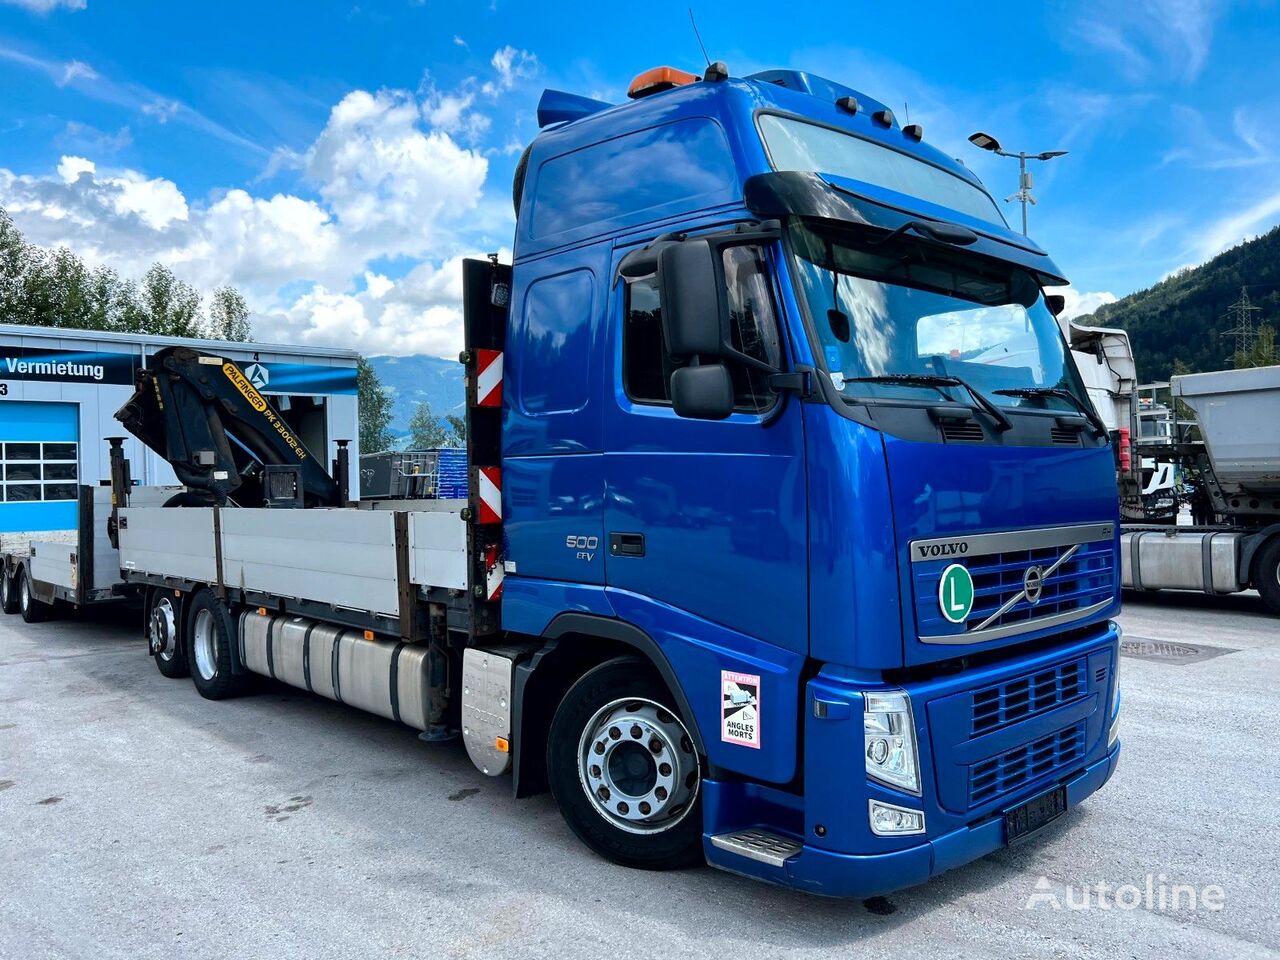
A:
481;46;537;97
140;97;180;123
0;47;533;358
1194;189;1280;261
1058;287;1119;321
0;0;86;12
1070;0;1224;84
57;59;97;86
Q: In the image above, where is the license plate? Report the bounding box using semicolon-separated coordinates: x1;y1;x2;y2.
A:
1004;785;1067;843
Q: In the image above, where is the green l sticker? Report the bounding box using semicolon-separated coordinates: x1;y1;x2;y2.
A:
938;563;974;624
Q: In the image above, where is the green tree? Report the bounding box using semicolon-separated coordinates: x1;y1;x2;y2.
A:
357;356;395;454
1233;324;1277;369
444;414;466;448
137;263;202;337
208;286;251;341
407;400;449;449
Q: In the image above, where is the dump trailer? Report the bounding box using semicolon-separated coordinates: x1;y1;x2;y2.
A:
95;62;1123;897
1122;365;1280;614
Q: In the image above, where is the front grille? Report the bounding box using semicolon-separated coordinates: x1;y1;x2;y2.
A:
1050;427;1082;445
970;658;1085;737
913;528;1116;642
965;540;1114;632
968;721;1086;806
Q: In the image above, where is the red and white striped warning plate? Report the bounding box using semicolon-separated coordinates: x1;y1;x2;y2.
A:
485;543;504;600
476;349;502;408
478;466;502;524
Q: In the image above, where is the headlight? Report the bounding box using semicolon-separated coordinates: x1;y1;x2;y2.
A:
869;799;926;836
864;690;921;795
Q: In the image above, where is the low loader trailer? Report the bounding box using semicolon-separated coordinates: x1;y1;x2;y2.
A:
34;62;1124;897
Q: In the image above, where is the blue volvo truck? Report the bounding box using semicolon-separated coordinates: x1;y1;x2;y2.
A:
88;62;1122;898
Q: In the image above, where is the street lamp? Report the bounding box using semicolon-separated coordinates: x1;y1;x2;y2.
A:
967;131;1067;236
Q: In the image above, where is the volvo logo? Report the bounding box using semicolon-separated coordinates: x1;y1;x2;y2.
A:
1023;565;1046;605
916;541;969;560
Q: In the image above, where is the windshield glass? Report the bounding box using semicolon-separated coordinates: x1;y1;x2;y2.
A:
759;114;1006;227
786;220;1088;411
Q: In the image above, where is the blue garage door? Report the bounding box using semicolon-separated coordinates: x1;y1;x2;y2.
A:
0;401;79;534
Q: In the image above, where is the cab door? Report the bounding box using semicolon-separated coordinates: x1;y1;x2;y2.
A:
602;242;808;656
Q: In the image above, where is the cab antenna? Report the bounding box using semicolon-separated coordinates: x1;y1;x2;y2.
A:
689;8;711;66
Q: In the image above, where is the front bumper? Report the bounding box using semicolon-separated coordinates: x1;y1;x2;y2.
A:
702;624;1123;897
703;742;1120;898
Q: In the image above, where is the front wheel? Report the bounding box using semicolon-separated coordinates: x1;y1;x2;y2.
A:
185;589;247;700
1253;538;1280;616
547;658;703;870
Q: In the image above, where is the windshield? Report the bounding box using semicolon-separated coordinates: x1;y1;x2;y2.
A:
759;114;1006;227
786;220;1088;412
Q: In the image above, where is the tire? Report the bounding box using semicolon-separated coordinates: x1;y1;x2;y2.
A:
185;589;246;700
1253;537;1280;616
512;143;532;214
148;589;189;679
546;658;703;870
1;571;18;615
17;569;49;624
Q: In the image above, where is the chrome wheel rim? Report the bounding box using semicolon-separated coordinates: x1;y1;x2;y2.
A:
192;608;217;680
150;597;178;661
1;575;9;608
19;575;30;614
577;697;699;835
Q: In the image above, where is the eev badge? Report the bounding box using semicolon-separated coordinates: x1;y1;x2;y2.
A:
721;670;761;749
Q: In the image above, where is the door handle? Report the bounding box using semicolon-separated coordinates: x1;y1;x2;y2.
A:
609;532;646;558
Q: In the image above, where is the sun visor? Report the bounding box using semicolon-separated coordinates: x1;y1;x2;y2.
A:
744;171;1069;286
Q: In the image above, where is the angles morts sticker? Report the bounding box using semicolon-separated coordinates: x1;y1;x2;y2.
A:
721;670;761;749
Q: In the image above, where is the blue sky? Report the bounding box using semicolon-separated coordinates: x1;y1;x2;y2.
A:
2;0;1278;355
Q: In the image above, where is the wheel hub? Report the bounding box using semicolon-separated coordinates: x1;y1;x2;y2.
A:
19;575;30;613
192;608;217;680
149;598;177;658
579;698;699;834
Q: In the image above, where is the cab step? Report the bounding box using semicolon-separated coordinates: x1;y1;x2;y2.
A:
709;829;803;867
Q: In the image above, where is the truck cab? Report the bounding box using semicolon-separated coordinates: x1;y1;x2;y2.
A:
501;65;1122;894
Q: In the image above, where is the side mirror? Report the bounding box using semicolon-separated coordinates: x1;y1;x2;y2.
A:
658;239;724;357
671;364;734;420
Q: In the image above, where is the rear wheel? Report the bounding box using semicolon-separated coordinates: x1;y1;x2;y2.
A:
1253;537;1280;616
547;658;703;870
148;590;189;679
185;589;246;699
1;570;18;615
18;569;49;624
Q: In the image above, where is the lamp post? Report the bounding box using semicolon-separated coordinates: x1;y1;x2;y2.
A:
968;132;1067;236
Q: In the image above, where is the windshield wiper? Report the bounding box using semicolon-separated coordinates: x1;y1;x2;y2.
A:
845;373;1013;432
994;387;1107;437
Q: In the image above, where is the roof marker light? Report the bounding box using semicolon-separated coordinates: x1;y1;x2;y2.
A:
703;61;729;83
904;123;924;141
627;66;699;99
872;108;895;127
836;95;860;115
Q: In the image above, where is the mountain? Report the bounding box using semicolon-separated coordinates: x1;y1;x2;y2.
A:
368;353;464;441
1077;225;1280;380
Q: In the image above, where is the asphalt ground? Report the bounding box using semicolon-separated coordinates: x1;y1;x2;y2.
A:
1;590;1276;960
